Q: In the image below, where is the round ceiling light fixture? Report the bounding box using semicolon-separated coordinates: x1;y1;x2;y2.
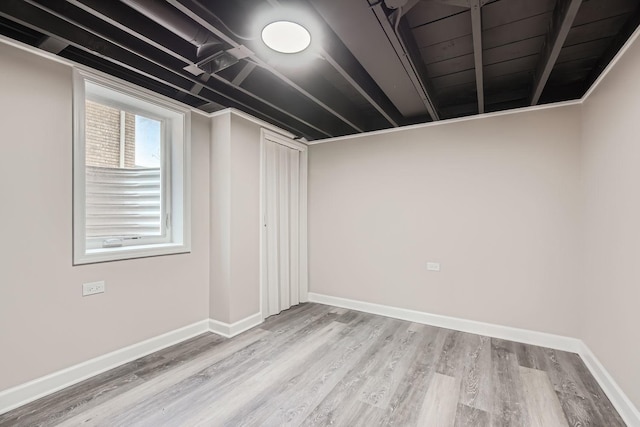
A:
261;21;311;54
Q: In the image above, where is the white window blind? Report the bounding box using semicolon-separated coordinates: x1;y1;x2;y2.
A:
85;165;163;238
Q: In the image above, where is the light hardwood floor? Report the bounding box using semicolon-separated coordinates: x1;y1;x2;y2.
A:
0;303;625;426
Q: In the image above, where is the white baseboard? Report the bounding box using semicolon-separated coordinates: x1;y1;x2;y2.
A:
0;312;265;416
208;312;263;338
308;292;640;426
0;319;210;416
578;342;640;426
308;293;581;352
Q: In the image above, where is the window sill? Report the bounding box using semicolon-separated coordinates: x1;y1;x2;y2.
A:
74;242;190;265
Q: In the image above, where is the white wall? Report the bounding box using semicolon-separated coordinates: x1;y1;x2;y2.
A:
0;42;210;391
309;106;583;338
581;33;640;408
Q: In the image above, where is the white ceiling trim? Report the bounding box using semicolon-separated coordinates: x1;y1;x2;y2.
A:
306;99;583;145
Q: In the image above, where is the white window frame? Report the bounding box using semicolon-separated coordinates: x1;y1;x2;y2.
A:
73;69;191;265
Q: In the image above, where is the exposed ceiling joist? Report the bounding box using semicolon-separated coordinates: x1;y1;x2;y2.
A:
6;0;328;139
530;0;583;105
370;2;439;121
231;61;256;86
470;0;484;113
167;0;365;134
68;0;198;63
273;0;404;128
56;0;334;138
320;49;399;127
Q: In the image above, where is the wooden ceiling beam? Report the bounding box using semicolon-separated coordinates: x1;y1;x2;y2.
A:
371;2;440;120
530;0;583;105
3;0;329;139
470;0;484;113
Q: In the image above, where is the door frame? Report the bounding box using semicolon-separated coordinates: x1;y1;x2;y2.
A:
259;129;309;320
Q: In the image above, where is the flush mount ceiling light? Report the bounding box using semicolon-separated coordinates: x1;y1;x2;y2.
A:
261;21;311;54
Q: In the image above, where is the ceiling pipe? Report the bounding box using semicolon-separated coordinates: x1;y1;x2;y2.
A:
121;0;221;58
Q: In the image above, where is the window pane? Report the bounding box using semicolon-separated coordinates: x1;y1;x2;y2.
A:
135;115;161;168
85;101;162;239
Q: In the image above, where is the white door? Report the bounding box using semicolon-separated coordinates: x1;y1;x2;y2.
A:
261;130;308;318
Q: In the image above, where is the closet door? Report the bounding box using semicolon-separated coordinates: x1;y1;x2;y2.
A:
262;131;307;317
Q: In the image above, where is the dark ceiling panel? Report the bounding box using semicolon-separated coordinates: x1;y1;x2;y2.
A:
406;2;466;29
483;36;545;65
539;81;585;103
426;53;475;78
484;70;533;93
484;54;538;80
573;0;638;26
547;57;599;86
555;37;612;64
412;10;471;48
564;14;630;47
431;68;476;90
420;34;473;64
483;12;553;49
481;0;555;30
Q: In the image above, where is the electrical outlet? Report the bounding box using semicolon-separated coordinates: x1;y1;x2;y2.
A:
427;262;441;272
83;281;105;296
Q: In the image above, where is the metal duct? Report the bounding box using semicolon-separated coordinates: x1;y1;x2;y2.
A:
121;0;222;58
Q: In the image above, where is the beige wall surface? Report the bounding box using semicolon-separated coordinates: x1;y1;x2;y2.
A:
581;35;640;407
309;106;583;338
0;43;210;391
229;115;261;322
208;113;261;324
209;114;232;323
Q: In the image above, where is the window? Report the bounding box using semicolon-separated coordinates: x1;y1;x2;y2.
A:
73;70;190;264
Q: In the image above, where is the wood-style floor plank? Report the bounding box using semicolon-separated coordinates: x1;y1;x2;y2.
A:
417;373;459;427
490;338;530;427
459;335;492;413
379;324;448;426
454;403;491;427
0;303;626;427
519;366;569;427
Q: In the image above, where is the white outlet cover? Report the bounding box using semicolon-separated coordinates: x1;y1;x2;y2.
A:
427;262;441;272
83;281;106;296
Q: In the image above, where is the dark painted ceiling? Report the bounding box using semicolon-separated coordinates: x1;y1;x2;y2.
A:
1;0;638;140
